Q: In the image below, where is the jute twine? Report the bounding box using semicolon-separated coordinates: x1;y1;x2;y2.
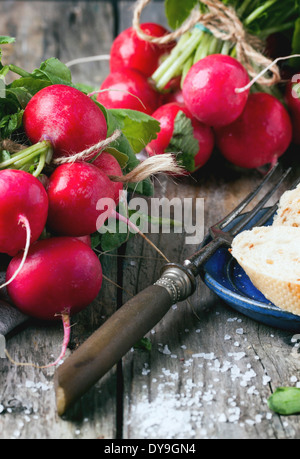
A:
53;129;184;182
53;129;122;165
132;0;281;87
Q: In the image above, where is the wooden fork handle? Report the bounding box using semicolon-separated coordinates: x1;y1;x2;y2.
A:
54;265;195;416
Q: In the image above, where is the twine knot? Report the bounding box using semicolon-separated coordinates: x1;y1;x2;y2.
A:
132;0;281;87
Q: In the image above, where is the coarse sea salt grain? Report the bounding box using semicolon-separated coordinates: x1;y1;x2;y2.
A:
263;375;271;385
159;344;171;355
127;315;282;438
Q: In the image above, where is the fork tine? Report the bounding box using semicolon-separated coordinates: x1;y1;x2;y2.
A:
214;163;280;231
229;166;292;237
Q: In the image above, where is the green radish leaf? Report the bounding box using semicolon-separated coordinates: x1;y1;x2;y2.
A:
99;107;155;196
268;387;300;415
75;82;97;95
165;0;198;29
108;109;160;154
100;207;136;252
0;109;24;138
140;177;154;197
134;337;152;351
0;150;11;162
165;110;198;172
100;230;132;252
290;18;300;68
0;36;15;45
6;87;32;109
90;232;102;250
99;106;141;170
98;201;181;252
102;147;129;168
10;77;51;96
31;57;72;85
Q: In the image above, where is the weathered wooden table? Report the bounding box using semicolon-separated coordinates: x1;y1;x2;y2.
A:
1;0;300;440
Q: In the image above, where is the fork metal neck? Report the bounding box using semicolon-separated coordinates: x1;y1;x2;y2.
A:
158;236;230;304
184;237;229;276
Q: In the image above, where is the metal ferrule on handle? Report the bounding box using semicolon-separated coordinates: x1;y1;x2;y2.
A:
54;264;196;416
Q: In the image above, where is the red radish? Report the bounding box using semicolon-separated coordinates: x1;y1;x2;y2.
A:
23;84;107;159
163;88;184;105
96;69;160;115
285;76;300;145
47;162;117;237
0;169;48;257
110;23;176;77
145;102;214;172
6;237;102;366
76;235;92;246
215;92;293;169
182;54;250;127
92;152;123;203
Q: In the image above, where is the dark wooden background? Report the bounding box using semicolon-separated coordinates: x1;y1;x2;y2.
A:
0;0;300;440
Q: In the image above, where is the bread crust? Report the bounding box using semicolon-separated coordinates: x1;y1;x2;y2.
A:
231;226;300;316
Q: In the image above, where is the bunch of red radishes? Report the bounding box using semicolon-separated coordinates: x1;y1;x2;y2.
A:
99;22;299;172
0;83;127;364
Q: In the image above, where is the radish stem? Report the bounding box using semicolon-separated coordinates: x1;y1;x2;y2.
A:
153;28;203;90
8;64;31;78
151;32;193;82
112;209;170;262
244;0;277;26
0;140;53;177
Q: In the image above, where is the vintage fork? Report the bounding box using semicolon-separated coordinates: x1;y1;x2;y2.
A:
54;163;298;415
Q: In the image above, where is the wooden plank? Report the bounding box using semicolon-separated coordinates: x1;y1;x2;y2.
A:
0;0;114;88
121;160;300;439
0;0;119;440
1;0;300;441
119;0;168;31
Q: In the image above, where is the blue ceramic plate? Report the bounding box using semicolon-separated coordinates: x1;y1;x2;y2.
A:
201;208;300;332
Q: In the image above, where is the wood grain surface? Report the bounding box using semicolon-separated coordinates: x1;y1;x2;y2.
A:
0;0;300;440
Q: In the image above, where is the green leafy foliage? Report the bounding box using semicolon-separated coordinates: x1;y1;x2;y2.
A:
0;57;73;139
165;0;198;29
268;387;300;415
134;337;152;351
0;36;15;45
0;40;163;253
91;196;182;253
30;58;72;85
155;0;300;91
109;109;160;154
290;17;300;68
0;50;159;199
95;103;159;197
165;110;198;172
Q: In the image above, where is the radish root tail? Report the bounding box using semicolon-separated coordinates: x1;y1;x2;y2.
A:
112;209;170;262
0;215;31;290
4;313;71;369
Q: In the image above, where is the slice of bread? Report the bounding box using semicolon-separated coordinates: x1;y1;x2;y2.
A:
273;183;300;227
231;226;300;316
